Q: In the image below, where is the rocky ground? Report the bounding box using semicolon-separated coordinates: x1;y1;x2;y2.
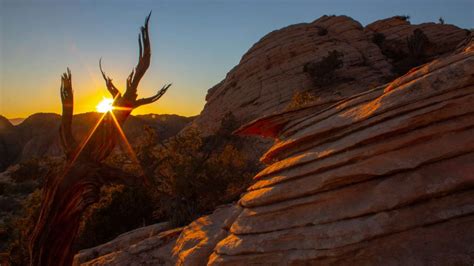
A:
73;15;474;265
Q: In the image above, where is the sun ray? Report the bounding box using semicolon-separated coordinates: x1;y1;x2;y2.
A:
109;110;146;179
70;111;108;166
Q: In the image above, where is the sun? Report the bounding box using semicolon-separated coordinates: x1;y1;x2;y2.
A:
96;98;114;113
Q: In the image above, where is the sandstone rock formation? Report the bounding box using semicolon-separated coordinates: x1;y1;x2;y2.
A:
73;205;240;265
75;20;474;265
211;40;474;265
192;15;469;135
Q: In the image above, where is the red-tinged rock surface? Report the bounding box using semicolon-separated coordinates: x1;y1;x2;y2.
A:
74;17;473;265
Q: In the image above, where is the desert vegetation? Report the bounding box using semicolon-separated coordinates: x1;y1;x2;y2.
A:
147;116;256;227
76;184;154;250
303;50;344;87
103;112;257;228
286;91;319;110
394;28;430;75
3;190;42;265
0;158;61;265
372;32;386;47
395;15;410;22
371;28;431;76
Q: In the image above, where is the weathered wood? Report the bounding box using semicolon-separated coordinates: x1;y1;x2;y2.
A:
28;13;170;266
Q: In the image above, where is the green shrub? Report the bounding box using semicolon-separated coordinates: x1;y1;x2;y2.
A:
5;189;42;265
317;26;328;36
9;158;61;185
393;29;429;75
372;32;386;47
0;182;7;195
286;91;318;110
396;15;410;22
304;50;344;87
4;181;37;195
141;113;256;227
75;184;155;250
0;197;21;213
407;29;429;59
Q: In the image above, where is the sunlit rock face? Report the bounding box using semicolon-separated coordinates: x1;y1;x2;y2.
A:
192;15;468;136
73;205;240;265
209;40;474;265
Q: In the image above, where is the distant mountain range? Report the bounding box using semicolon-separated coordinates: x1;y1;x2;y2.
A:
0;112;194;172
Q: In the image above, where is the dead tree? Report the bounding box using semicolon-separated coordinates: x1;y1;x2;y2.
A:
28;13;171;266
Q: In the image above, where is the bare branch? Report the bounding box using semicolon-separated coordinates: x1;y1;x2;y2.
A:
59;68;77;158
124;11;152;100
133;83;171;107
99;58;121;98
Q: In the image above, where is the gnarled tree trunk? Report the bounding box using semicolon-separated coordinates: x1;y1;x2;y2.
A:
28;13;171;266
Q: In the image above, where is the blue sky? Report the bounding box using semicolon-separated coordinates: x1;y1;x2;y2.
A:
1;0;473;118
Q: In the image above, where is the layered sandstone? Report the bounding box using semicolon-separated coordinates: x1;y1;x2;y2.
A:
192;16;469;135
209;38;474;265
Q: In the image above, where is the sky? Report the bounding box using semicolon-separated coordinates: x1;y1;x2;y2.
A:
1;0;473;119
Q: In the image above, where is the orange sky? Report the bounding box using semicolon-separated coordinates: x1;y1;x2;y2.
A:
0;66;206;119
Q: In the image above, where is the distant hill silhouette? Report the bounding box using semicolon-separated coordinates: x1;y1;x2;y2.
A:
0;115;21;171
0;112;194;172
